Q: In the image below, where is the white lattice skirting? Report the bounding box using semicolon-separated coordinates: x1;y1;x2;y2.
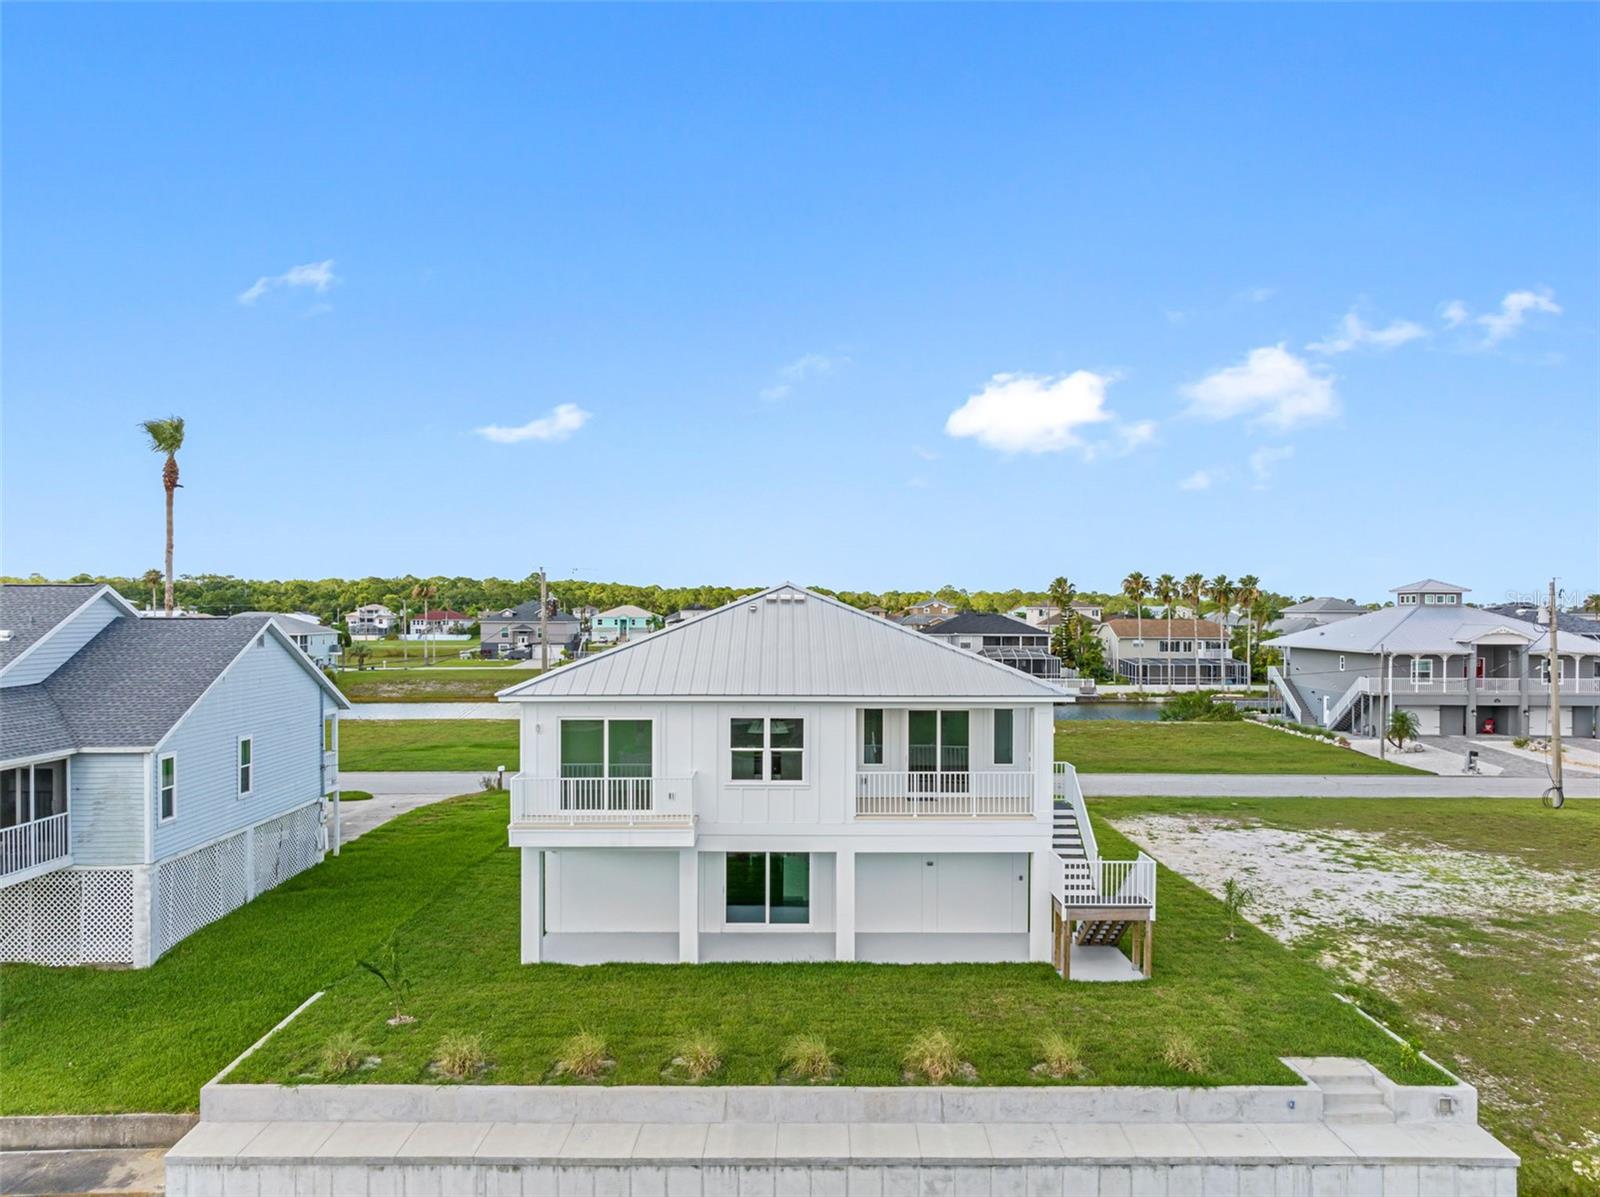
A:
0;800;324;968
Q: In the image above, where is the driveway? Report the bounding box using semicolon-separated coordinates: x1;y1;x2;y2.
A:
335;772;487;842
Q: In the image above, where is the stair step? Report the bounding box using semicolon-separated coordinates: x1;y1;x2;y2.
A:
1318;1079;1383;1097
1324;1106;1393;1125
1324;1091;1386;1110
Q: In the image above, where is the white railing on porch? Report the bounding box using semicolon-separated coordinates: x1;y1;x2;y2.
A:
0;812;71;879
509;774;695;825
1475;677;1521;693
855;771;1032;817
1052;762;1098;863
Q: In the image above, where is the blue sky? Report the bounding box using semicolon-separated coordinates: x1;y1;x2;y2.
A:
5;4;1597;603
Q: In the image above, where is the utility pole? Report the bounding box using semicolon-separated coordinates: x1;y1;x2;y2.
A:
1378;642;1387;759
539;566;550;672
1548;578;1564;806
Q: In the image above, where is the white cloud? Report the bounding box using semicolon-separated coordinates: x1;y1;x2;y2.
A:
239;259;338;305
1180;344;1338;431
944;370;1118;454
1476;288;1561;345
1249;444;1295;488
1085;419;1157;461
474;403;592;445
1179;469;1220;491
759;353;848;402
1307;310;1427;355
1440;299;1471;328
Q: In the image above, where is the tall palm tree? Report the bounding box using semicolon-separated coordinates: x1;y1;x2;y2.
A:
1207;575;1236;689
1181;573;1206;689
1046;576;1074;618
140;568;163;612
410;581;439;662
1235;574;1260;685
1154;573;1178;621
1121;571;1151;686
139;416;185;613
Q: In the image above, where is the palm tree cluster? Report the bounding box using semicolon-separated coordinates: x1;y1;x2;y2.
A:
1102;570;1279;684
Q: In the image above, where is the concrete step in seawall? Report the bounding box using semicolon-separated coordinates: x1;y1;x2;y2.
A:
164;1060;1517;1197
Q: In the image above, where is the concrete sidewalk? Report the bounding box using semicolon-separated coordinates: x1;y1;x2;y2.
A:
342;770;1598;804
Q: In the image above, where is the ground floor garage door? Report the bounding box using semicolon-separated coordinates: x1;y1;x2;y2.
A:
1527;708;1574;737
855;853;1028;935
1398;706;1441;736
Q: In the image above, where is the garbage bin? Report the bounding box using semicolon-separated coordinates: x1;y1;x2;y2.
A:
1466;749;1479;774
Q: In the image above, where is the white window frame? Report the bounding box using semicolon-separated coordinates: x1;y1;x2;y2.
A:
993;708;1015;766
556;717;656;781
723;851;813;930
729;715;806;784
158;753;177;823
859;708;884;767
237;735;254;798
1411;658;1435;684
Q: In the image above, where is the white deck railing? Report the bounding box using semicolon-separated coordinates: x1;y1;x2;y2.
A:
1053;764;1155;916
509;774;695;825
0;812;71;879
1052;762;1098;863
1475;678;1521;693
855;771;1032;817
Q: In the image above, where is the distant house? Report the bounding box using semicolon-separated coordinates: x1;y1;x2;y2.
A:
236;612;341;667
664;604;713;627
921;612;1064;680
478;602;581;660
1268;597;1366;638
592;605;657;644
345;603;396;640
1069;602;1104;624
903;598;959;620
1096;618;1247;687
862;605;888;618
407;609;472;638
1;583;348;967
1008;602;1102;629
1271;579;1600;739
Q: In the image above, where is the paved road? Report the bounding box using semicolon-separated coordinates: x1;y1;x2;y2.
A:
335;772;487;842
0;1147;165;1196
342;769;1598;805
1079;773;1597;798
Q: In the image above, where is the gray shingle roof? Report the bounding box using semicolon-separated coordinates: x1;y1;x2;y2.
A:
0;584;110;669
0;685;76;759
1282;597;1365;615
500;584;1067;700
921;612;1046;638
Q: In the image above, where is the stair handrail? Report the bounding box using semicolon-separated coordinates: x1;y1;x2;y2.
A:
1323;672;1369;731
1052;761;1098;866
1267;665;1306;723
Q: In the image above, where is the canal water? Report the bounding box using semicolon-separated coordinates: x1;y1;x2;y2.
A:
1055;701;1164;722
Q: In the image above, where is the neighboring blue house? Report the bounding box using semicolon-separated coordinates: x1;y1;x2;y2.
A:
0;584;349;967
591;604;657;644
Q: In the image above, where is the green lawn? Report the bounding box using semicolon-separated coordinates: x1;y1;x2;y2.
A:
333;667;536;703
340;720;518;772
1095;796;1600;1197
345;639;485;663
1055;719;1424;774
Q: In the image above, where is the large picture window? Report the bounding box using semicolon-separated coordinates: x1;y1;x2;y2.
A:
725;852;810;925
730;717;803;782
559;718;653;809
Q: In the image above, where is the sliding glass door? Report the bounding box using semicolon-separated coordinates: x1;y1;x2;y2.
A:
908;710;969;793
559;719;653;810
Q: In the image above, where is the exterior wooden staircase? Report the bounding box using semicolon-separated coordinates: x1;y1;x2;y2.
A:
1051;764;1158;978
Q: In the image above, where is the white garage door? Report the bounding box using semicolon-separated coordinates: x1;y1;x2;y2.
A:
1400;707;1440;736
545;849;677;933
856;854;1027;934
1527;709;1573;736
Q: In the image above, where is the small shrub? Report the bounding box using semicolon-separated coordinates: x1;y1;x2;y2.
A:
319;1032;363;1078
782;1034;836;1082
1396;1039;1421;1073
1159;691;1242;722
1037;1032;1085;1079
432;1033;486;1081
903;1029;963;1084
358;937;414;1025
675;1033;723;1081
555;1030;611;1080
1222;877;1256;941
1161;1031;1210;1075
1512;736;1530;750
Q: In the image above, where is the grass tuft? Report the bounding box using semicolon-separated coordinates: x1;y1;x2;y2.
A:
431;1033;486;1081
903;1029;963;1084
674;1033;723;1082
319;1033;364;1078
555;1030;611;1080
1160;1031;1209;1076
781;1034;837;1083
1038;1031;1086;1079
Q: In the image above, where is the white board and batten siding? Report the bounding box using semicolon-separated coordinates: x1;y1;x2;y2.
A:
152;634;326;861
68;753;146;865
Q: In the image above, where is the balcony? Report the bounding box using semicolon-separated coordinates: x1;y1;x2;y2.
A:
1;813;71;886
508;774;696;845
855;771;1033;818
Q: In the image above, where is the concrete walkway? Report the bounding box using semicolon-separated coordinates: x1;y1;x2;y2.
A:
334;773;486;842
0;1147;166;1195
341;770;1599;805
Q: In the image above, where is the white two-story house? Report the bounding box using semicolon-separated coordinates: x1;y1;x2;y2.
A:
498;584;1156;977
1;584;348;967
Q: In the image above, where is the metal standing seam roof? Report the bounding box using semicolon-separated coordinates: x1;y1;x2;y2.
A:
0;584;118;670
499;584;1069;700
1271;603;1600;656
1391;579;1470;593
1281;597;1366;615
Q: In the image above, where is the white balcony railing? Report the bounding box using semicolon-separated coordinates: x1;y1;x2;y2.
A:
1569;678;1600;694
509;774;694;826
0;812;71;879
1475;678;1522;693
855;771;1032;817
1371;677;1469;695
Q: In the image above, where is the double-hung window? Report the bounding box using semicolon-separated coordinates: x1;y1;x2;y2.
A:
993;709;1014;765
726;852;810;925
159;755;177;822
237;737;253;797
1411;658;1434;685
731;717;803;782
